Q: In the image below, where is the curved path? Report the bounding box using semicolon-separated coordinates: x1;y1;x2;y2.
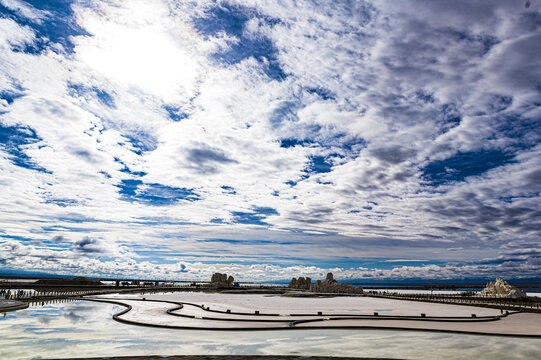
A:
83;296;541;337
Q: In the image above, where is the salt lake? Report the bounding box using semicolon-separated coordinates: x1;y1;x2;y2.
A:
1;296;541;360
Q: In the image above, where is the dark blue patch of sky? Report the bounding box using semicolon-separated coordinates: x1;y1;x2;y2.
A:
421;150;516;186
115;157;147;177
305;155;333;174
121;133;158;155
231;206;279;226
0;123;49;172
163;104;189;122
0;90;25;109
305;87;335;100
1;0;89;54
192;2;286;80
117;179;200;206
221;185;236;194
68;83;116;108
279;138;314;148
494;114;541;150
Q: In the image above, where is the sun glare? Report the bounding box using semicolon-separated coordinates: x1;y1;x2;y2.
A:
75;18;199;102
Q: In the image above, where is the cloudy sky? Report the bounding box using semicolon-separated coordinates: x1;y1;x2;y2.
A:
0;0;540;282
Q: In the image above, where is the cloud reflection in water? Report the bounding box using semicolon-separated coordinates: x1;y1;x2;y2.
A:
0;300;541;360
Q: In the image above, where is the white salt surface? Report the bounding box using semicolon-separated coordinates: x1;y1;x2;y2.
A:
5;299;541;360
89;292;541;335
111;299;285;329
141;292;502;317
294;312;541;336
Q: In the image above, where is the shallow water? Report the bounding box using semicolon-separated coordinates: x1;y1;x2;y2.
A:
1;300;541;360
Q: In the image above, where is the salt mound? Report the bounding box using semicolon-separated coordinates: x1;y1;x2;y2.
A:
479;278;527;298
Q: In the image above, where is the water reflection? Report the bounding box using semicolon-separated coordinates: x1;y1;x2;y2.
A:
1;300;540;360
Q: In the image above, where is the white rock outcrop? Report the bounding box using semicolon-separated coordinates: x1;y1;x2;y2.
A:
479;278;527;298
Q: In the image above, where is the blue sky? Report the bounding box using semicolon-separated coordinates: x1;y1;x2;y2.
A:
0;0;540;281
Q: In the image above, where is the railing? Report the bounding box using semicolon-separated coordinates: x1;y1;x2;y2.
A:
364;291;541;312
0;286;189;301
0;289;107;300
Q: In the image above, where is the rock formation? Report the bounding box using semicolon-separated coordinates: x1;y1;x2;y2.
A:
309;273;363;294
210;273;235;288
324;272;336;284
288;276;311;290
479;278;527;298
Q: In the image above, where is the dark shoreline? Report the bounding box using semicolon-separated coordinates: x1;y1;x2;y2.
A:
2;274;541;292
47;356;401;360
0;299;28;312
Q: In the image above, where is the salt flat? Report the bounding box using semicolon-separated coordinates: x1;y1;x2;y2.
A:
295;313;541;336
105;292;502;317
85;292;541;336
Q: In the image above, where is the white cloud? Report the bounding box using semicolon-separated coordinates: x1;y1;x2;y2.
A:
0;17;36;49
0;0;539;279
0;0;50;22
74;6;202;103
